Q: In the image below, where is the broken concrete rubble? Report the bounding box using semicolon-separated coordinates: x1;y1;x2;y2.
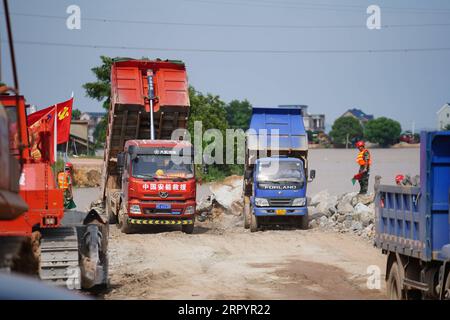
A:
308;191;376;241
195;175;376;241
196;176;244;226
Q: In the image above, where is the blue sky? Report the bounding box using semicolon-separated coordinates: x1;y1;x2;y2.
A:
1;0;450;131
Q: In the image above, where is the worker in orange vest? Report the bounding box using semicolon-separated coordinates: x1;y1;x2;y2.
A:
58;163;74;204
355;141;372;194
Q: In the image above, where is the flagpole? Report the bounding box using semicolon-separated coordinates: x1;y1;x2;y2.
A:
54;104;57;164
67;92;74;161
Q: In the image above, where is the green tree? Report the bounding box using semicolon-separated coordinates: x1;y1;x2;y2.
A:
187;86;237;181
82;56;114;110
364;117;402;147
83;56;115;149
187;86;228;135
72;109;81;120
226;99;252;130
329;117;363;147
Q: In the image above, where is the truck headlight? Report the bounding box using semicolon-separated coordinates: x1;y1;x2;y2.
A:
129;204;141;214
255;197;269;207
185;206;195;215
292;198;307;207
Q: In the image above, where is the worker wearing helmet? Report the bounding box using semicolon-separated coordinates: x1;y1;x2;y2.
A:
355;141;372;194
58;163;74;207
395;174;405;185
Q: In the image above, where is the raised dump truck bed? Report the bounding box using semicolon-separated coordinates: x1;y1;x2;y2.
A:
102;58;190;200
375;131;450;299
243;106;314;232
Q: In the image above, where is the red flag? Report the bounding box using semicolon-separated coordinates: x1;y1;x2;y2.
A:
55;97;73;144
27;97;73;144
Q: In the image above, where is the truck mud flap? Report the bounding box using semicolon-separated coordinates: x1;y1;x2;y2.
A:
128;218;193;225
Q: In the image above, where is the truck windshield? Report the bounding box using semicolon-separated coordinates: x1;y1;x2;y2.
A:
256;160;305;184
132;155;194;179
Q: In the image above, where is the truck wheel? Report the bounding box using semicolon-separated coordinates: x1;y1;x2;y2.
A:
106;200;117;225
182;221;195;234
250;213;259;232
118;207;133;234
298;214;309;230
243;197;251;229
387;262;404;300
444;271;450;300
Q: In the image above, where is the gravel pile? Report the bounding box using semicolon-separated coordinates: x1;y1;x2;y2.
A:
308;190;376;240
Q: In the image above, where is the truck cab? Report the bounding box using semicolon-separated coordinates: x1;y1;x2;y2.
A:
252;156;309;217
114;140;196;234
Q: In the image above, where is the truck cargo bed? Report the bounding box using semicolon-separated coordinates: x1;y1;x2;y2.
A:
375;131;450;262
101;59;190;200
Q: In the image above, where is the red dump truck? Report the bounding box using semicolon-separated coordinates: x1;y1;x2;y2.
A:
102;58;196;234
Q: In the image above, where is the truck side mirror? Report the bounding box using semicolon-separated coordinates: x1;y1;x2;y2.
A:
309;169;316;180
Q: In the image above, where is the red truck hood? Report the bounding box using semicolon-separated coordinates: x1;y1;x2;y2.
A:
128;177;196;201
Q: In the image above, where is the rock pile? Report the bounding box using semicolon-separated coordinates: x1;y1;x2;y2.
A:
196;176;244;229
195;176;376;239
308;190;376;240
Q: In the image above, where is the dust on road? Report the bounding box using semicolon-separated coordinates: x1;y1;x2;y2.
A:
103;220;386;300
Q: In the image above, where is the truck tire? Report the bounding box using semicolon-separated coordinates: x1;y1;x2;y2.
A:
444;271;450;300
244;197;251;229
250;213;259;233
182;221;195;234
118;207;133;234
106;200;117;225
387;262;404;300
298;214;309;230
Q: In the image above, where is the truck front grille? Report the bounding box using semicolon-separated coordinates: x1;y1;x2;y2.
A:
268;199;292;207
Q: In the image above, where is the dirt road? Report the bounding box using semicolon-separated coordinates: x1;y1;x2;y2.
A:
73;185;387;300
104;219;387;300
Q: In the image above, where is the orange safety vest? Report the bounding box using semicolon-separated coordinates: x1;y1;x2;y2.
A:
58;172;70;189
356;149;372;166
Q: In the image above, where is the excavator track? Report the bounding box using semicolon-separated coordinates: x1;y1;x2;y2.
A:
39;227;81;289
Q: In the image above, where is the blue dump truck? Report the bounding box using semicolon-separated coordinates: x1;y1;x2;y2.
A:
375;131;450;299
243;106;315;232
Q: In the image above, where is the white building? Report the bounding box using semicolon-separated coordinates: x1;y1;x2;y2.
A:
278;105;325;132
80;112;106;142
437;103;450;130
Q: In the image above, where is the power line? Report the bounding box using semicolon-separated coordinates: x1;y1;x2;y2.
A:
8;12;450;30
6;39;450;54
233;0;450;13
184;0;450;15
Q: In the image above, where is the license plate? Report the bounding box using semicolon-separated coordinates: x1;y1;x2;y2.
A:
276;209;286;215
156;203;171;210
